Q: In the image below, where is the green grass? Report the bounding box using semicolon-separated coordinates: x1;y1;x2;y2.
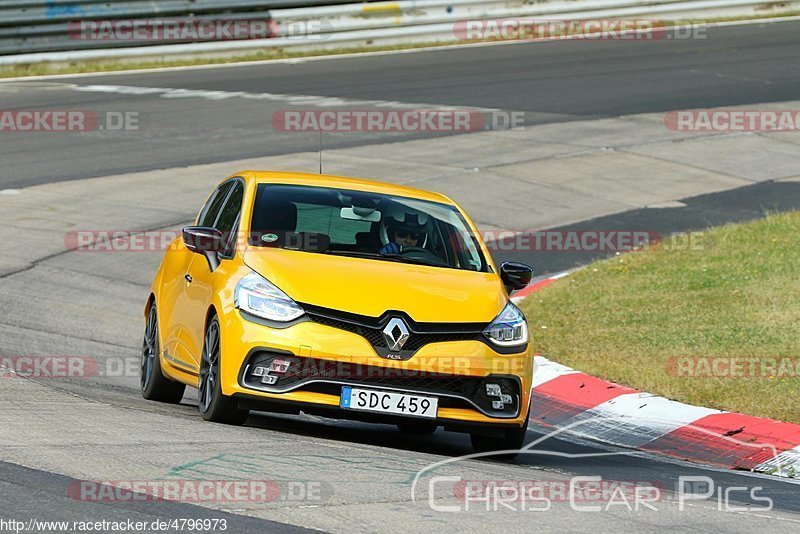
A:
520;211;800;423
2;12;798;79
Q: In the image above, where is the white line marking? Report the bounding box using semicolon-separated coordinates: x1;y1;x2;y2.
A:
70;83;505;112
647;200;687;208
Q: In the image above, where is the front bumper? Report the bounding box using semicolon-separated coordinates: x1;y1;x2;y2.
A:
219;310;533;428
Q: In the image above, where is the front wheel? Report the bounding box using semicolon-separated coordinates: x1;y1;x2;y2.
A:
470;413;529;459
141;303;186;404
198;316;248;425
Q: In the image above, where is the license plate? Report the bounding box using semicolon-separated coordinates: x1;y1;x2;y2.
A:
340;387;438;419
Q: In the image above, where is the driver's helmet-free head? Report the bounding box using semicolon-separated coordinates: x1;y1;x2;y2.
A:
381;211;429;247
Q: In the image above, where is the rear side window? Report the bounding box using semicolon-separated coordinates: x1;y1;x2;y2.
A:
215;182;244;256
198;182;233;227
216;182;244;234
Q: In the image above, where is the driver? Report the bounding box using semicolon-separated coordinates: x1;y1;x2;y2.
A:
379;213;427;255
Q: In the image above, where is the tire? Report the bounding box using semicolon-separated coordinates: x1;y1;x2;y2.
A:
198;315;249;425
470;412;529;459
397;421;437;435
141;303;186;404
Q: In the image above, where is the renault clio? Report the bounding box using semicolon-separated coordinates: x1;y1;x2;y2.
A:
142;171;534;455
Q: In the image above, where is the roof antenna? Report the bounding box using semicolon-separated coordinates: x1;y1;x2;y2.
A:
318;129;323;174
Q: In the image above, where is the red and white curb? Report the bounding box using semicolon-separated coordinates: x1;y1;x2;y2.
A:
510;270;571;305
521;271;800;479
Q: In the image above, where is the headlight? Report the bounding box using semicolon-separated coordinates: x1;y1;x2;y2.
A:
235;271;304;322
483;302;528;348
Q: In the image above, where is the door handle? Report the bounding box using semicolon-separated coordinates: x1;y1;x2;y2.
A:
184;274;192;283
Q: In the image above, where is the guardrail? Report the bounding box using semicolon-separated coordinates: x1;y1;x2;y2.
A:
269;0;799;35
0;0;363;55
1;0;798;65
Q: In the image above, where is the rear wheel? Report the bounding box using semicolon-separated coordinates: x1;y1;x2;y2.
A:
198;316;249;425
470;412;529;459
140;303;186;404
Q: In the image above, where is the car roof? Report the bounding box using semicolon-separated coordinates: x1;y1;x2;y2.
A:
230;170;456;205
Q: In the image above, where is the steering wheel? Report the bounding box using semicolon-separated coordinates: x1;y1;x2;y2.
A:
400;246;447;265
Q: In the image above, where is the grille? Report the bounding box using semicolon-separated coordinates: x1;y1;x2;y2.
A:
308;314;388;347
300;303;487;356
402;332;481;351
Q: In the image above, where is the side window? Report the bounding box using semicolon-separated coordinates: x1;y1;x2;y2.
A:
198;182;234;227
215;182;244;257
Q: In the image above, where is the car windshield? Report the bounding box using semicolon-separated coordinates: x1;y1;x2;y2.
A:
249;183;488;272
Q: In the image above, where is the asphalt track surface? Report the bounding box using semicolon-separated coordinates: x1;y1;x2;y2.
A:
2;19;800;533
504;179;800;272
1;19;800;188
0;461;308;534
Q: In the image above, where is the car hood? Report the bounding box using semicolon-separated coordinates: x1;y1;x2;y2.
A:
243;249;506;323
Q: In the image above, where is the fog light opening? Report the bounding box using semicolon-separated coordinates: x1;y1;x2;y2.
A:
269;359;291;374
486;383;502;397
251;357;294;386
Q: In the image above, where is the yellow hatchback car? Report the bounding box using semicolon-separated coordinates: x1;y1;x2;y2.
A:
142;171;534;454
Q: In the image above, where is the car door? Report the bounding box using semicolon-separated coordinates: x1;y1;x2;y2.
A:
164;181;234;373
182;179;245;369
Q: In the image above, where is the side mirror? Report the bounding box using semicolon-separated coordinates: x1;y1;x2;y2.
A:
183;226;223;253
500;261;533;292
183;226;223;271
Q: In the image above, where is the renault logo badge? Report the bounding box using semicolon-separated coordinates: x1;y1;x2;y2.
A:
382;317;410;352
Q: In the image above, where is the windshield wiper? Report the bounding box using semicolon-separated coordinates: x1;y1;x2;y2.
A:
325;249;454;269
324;250;384;259
378;252;453;269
